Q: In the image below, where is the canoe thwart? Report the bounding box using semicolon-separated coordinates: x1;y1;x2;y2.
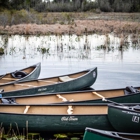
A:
14;84;37;88
59;76;74;82
67;105;73;114
24;106;30;114
2;78;17;80
92;92;124;105
56;94;74;102
92;92;106;101
56;94;68;101
38;80;57;83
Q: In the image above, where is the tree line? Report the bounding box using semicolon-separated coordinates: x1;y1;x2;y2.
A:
98;0;140;12
0;0;140;12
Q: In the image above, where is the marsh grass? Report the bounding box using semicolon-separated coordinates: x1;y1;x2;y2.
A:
0;12;140;36
53;133;83;140
0;122;42;140
0;123;83;140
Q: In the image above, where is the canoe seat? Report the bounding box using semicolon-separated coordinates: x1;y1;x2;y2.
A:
11;71;28;79
1;99;9;104
0;89;4;93
59;76;74;82
1;98;16;104
124;86;139;95
133;105;140;111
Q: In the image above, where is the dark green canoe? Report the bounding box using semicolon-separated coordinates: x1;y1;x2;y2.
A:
0;62;41;86
1;86;140;105
108;103;140;133
0;67;97;97
83;127;140;140
0;103;114;132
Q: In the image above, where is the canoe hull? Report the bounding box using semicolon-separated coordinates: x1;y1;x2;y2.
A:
16;62;41;82
0;113;113;132
83;127;140;140
84;129;115;140
0;62;41;85
1;86;140;105
1;67;97;97
108;104;140;133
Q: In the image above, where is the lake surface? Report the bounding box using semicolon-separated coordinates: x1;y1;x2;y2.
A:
0;34;140;139
0;34;140;90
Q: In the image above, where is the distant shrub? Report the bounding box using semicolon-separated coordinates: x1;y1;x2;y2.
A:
0;47;4;54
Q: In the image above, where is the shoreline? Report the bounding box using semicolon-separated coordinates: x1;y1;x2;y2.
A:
0;20;139;36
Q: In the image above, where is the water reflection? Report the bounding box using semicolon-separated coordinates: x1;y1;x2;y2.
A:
0;34;140;62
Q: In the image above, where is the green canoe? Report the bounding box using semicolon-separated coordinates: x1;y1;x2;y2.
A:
1;86;140;104
0;67;97;97
0;62;41;86
83;127;140;140
0;103;114;133
108;103;140;133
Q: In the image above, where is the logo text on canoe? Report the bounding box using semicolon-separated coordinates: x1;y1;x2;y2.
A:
132;116;139;123
61;116;78;121
93;72;96;78
38;88;47;92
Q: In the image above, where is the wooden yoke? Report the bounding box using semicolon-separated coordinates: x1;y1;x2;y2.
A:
24;106;30;114
67;105;73;114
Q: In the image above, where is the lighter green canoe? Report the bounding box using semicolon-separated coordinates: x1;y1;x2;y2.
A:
83;127;140;140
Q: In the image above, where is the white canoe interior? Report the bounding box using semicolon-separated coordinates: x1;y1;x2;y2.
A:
0;72;86;92
0;105;107;115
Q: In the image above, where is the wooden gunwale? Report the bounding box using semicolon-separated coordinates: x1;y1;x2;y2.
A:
0;104;107;115
2;78;17;80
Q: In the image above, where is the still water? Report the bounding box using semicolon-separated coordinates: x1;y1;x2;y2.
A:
0;34;140;90
0;34;140;139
